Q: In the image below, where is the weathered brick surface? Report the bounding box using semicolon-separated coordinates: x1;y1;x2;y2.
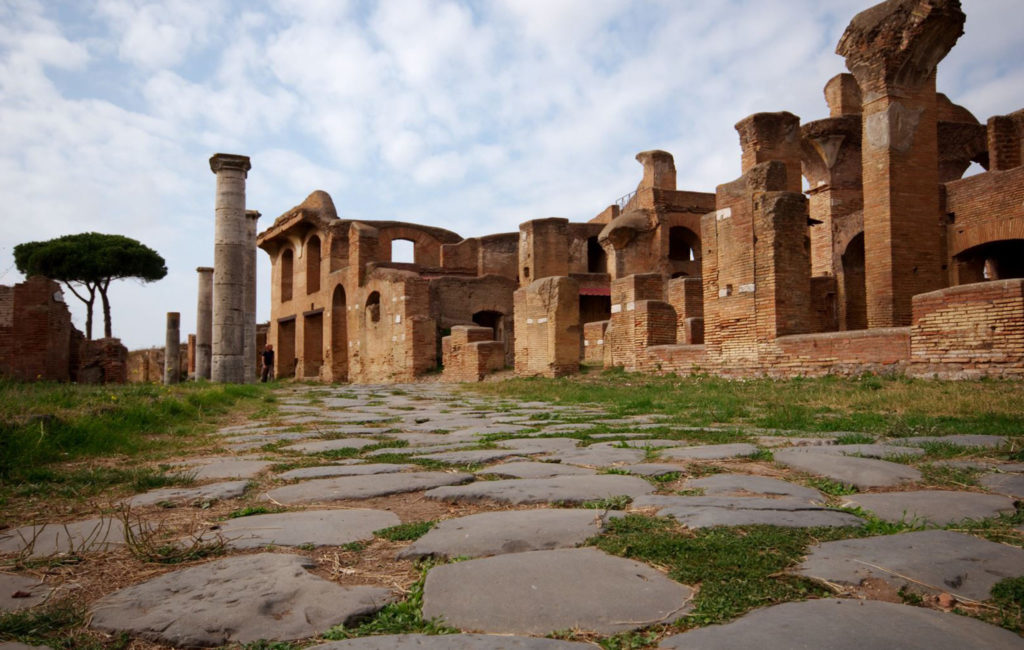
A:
583;320;609;364
0;277;76;382
910;279;1024;379
442;326;505;382
514;276;580;377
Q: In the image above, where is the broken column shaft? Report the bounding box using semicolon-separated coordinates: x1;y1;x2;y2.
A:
209;153;252;383
195;266;213;380
164;312;180;385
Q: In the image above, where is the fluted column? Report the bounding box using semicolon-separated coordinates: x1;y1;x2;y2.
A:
209;153;251;383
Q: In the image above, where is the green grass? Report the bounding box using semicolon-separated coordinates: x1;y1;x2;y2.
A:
0;597;130;648
467;374;1024;436
226;505;286;519
322;561;456;639
0;380;270;493
375;521;435;542
589;514;856;628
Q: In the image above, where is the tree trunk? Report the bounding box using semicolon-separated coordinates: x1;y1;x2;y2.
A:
63;281;96;340
99;279;112;339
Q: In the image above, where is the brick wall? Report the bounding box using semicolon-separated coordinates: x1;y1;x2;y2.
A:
78;338;128;384
667;277;703;343
608;274;664;369
442;326;505;382
909;279;1024;379
583;320;609;364
513;276;580;377
0;277;75;382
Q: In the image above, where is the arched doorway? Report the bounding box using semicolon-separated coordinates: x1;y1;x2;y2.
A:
841;233;866;331
331;285;348;382
954;239;1024;284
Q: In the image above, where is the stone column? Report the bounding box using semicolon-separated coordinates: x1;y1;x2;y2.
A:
164;312;180;385
209;153;251;383
195;266;213;380
243;210;261;383
837;0;964;328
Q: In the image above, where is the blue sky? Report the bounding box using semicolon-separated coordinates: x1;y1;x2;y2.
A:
1;0;1021;350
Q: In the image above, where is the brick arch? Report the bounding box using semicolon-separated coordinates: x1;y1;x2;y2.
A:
949;219;1024;258
376;226;447;267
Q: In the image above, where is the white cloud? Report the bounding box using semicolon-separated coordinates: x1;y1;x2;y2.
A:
96;0;225;69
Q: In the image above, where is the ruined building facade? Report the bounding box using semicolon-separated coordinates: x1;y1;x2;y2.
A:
256;0;1024;383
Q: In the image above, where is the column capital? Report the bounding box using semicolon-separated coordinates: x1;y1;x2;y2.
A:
209;153;251;175
245;209;262;220
196;266;214;273
836;0;964;100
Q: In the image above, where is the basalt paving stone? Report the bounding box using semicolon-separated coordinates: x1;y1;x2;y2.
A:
773;448;921;489
540;423;594;433
0;573;50;611
498;437;583;453
795;530;1024;601
265;472;474;505
308;634;598;649
657;598;1024;650
278;463;415;480
544;445;646;467
476;461;596;479
174;457;275;480
399;509;617;560
448;424;534;437
0;518;128;557
422;547;692;635
686;474;824;502
364;443;477;457
211;509;400;549
413;449;529;464
842;490;1016;525
892;434;1007;449
620;463;688;477
90;553;392;646
777;443;924;459
1001;463;1024;472
0;643;51;650
127;480;249;507
659;443;759;460
756;436;837;448
223;431;309;444
282;438;387;454
424;475;654;505
317;413;398;425
981;473;1024;498
932;459;995;470
609;439;687;449
633;495;863;529
218;424;292;435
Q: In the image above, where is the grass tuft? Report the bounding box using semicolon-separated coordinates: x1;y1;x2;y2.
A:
375;521;435;542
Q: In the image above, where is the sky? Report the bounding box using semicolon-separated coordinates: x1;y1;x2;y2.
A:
0;0;1021;350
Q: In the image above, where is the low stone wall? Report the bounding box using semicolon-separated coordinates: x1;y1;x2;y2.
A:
442;326;504;382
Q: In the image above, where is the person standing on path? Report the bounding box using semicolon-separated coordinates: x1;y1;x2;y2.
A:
260;344;275;382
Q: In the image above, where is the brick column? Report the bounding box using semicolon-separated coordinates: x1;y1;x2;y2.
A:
195;266;213;379
837;0;964;327
164;312;180;385
209;153;251;383
735;112;802;194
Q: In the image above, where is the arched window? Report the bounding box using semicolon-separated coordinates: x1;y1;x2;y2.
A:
280;248;294;302
391;238;415;264
365;291;381;324
668;227;699;262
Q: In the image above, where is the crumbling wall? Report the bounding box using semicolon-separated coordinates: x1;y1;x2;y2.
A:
583;320;608;364
513;276;580;377
0;277;75;382
910;279;1024;379
442;325;504;382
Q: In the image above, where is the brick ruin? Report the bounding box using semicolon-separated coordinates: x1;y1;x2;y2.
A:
0;276;127;383
253;0;1022;383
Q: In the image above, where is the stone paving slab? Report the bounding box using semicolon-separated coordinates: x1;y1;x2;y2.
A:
308;634;598;649
784;443;925;459
632;495;862;529
544;446;646;467
365;443;476;457
174;457;274;480
795;529;1024;601
0;518;128;557
0;643;52;650
842;490;1016;525
620;463;687;477
773;448;921;489
421;547;693;635
425;475;655;505
659;443;759;460
90;553;392;646
278;463;415;480
892;434;1007;449
127;480;249;507
398;509;615;560
283;438;385;454
756;436;835;448
613;439;688;449
218;424;292;435
212;509;400;549
685;474;823;502
265;472;474;505
982;473;1024;498
0;573;50;611
413;449;528;464
498;437;584;453
658;598;1024;649
476;461;596;479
